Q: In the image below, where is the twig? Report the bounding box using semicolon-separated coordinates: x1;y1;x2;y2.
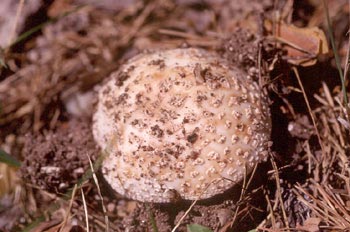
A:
171;199;198;232
292;67;324;154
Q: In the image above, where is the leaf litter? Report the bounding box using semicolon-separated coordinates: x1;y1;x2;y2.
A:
0;0;349;231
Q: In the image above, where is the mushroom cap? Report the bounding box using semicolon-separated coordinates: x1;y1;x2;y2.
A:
93;48;271;203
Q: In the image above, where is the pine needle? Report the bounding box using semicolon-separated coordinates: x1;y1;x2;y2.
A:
87;154;109;232
81;188;90;232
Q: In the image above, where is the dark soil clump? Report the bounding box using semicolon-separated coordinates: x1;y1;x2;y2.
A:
20;118;98;193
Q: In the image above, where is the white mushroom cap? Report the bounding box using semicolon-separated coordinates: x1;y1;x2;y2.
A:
93;48;271;203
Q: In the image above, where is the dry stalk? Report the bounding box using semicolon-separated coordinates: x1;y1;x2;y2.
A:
6;0;25;51
81;188;89;232
292;67;324;154
270;155;290;230
59;184;77;232
229;164;258;228
87;155;109;232
294;183;350;230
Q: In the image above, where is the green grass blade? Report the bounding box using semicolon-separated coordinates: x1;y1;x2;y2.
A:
322;0;349;107
187;224;213;232
0;58;7;68
10;5;85;48
0;149;20;167
0;48;8;68
0;5;85;69
145;203;159;232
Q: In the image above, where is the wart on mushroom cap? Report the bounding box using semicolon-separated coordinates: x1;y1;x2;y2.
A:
93;48;271;203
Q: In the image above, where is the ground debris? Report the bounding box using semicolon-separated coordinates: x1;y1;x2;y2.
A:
1;0;350;231
20;118;98;193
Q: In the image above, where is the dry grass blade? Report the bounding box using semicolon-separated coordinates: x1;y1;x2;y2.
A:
5;0;24;51
172;175;228;232
218;164;265;231
120;2;155;46
257;191;276;230
270;154;290;230
226;164;258;230
158;29;220;47
314;82;346;145
81;188;89;232
59;184;77;232
171;199;198;232
0;0;24;69
87;155;109;232
292;67;324;154
294;183;350;230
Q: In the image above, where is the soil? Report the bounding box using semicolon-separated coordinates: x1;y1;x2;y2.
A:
0;0;349;232
20;118;98;193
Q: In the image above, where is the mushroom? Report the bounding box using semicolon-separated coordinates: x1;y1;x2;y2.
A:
92;48;271;203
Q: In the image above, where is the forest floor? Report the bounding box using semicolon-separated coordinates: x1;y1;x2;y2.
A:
0;0;349;231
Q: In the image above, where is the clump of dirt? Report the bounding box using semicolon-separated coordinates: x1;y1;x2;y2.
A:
222;28;260;74
20;118;98;193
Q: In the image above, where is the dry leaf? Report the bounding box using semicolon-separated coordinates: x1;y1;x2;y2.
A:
266;20;329;66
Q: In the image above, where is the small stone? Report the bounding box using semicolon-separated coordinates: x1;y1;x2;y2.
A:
107;202;116;212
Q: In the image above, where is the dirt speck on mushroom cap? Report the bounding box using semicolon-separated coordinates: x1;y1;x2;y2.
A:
93;48;271;203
